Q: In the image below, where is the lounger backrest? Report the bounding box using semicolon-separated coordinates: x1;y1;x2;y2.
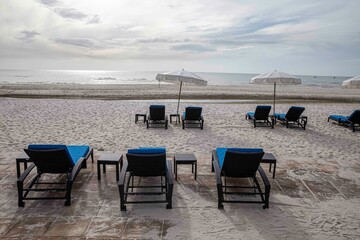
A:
149;105;165;120
348;110;360;123
222;151;264;178
254;105;271;120
285;106;305;121
126;153;166;177
24;149;74;174
185;107;202;120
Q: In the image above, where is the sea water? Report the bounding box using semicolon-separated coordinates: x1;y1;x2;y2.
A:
0;69;351;87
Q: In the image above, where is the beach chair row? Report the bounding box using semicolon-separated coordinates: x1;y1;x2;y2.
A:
16;145;273;210
246;106;360;132
136;105;204;129
141;104;360;131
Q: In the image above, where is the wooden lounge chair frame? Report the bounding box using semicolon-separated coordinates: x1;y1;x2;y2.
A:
146;105;168;129
327;110;360;132
245;106;274;128
118;153;174;211
212;150;271;209
181;107;204;129
17;147;93;207
274;106;306;130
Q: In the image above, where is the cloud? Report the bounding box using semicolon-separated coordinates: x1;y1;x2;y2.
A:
54;7;87;20
38;0;100;23
170;44;214;52
38;0;60;7
17;30;40;41
54;38;97;48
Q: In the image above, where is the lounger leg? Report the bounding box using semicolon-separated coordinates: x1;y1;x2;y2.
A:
165;120;168;129
146;120;149;129
166;182;173;209
65;181;73;206
118;184;126;211
182;121;185;129
17;179;25;207
263;184;270;209
201;120;204;130
253;119;256;128
217;183;224;209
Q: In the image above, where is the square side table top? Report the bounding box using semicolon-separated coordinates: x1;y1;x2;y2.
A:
98;152;122;162
174;153;196;162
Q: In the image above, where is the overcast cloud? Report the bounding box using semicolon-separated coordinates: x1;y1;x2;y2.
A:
0;0;359;75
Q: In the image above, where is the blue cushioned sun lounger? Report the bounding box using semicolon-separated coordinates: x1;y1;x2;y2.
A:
17;144;93;207
274;106;307;130
118;147;173;211
181;106;204;129
328;110;360;132
211;148;271;209
246;105;273;128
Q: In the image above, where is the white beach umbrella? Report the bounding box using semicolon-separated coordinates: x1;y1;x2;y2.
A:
156;69;207;121
341;75;360;89
250;70;301;115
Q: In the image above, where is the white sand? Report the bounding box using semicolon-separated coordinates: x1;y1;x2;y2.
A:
0;84;359;239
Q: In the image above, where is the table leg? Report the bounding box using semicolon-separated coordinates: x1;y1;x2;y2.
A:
175;163;177;180
103;164;106;173
194;163;197;180
273;162;276;179
97;162;101;180
116;163;120;181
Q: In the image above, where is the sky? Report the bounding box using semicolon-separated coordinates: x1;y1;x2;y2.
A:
0;0;359;75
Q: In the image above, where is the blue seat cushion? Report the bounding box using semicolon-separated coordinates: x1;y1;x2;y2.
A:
66;145;90;164
274;113;286;120
28;144;89;164
128;147;166;155
329;115;349;123
246;112;255;118
216;148;264;169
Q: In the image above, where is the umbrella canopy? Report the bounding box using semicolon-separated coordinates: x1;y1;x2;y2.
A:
249;70;301;115
156;69;207;86
156;69;207;122
250;70;301;85
341;75;360;89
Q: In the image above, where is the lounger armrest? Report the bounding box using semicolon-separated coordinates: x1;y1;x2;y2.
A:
17;163;36;182
68;157;85;182
257;166;270;187
166;160;174;185
119;158;128;186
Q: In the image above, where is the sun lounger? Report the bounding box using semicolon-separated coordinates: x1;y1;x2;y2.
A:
146;105;168;129
246;105;274;128
17;144;93;207
273;106;306;130
118;147;173;211
328;110;360;132
211;148;271;209
181;106;204;129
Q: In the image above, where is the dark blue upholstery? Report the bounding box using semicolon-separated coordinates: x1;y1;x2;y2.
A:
216;148;264;169
128;147;166;155
184;106;202;120
28;144;90;165
328;115;349;123
273;113;286;120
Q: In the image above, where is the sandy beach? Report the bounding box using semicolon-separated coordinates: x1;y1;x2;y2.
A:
0;84;359;239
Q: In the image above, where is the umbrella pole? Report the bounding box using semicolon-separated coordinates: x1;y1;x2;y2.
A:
176;81;183;123
273;82;276;115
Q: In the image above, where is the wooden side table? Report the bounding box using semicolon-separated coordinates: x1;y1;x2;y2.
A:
135;114;146;123
174;153;197;180
170;114;180;124
261;152;277;179
97;153;123;181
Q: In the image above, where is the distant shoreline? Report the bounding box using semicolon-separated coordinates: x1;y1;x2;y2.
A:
0;83;359;103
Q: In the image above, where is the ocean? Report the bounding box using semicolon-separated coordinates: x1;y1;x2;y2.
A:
0;69;351;86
